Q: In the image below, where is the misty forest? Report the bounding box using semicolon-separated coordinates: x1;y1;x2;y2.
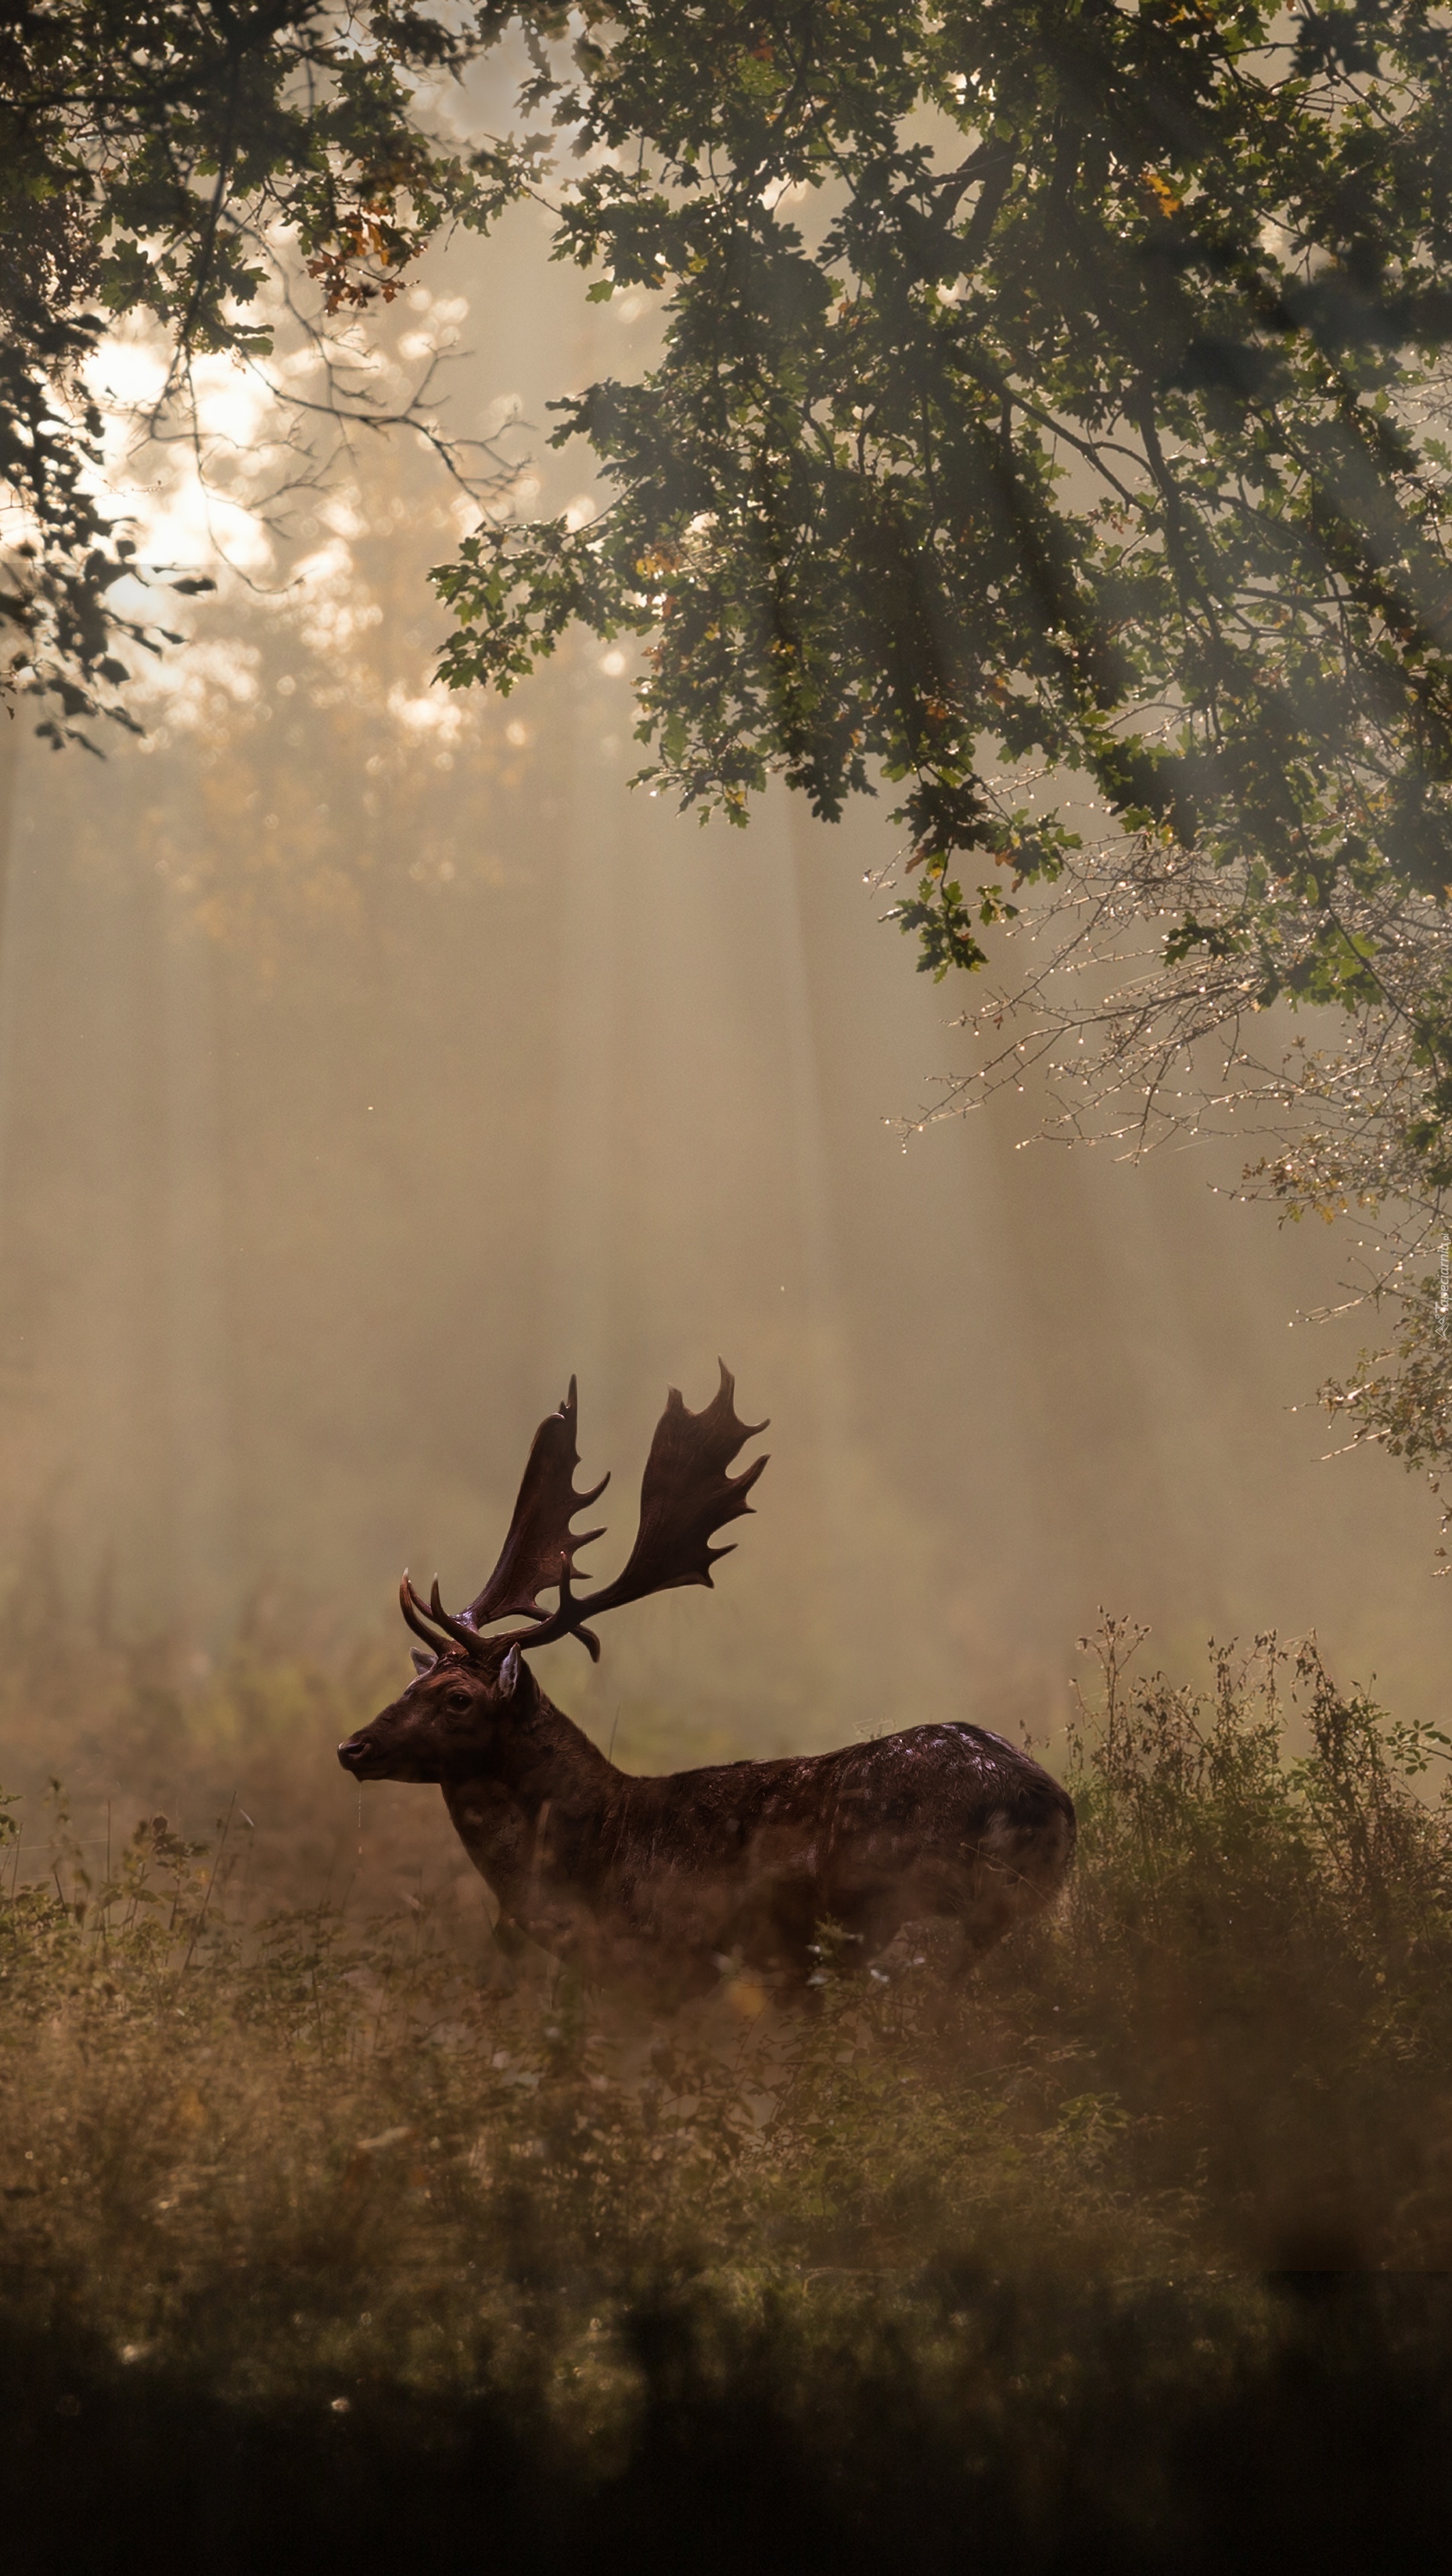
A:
11;7;1452;2568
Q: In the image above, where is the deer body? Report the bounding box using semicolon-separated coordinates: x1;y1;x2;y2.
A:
338;1368;1076;1994
458;1725;1075;1990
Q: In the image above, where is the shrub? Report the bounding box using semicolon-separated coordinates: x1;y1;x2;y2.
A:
5;1618;1452;2567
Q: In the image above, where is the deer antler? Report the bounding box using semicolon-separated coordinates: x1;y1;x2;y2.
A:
398;1377;607;1665
400;1572;446;1656
523;1362;768;1658
399;1366;766;1670
399;1572;492;1662
464;1376;609;1628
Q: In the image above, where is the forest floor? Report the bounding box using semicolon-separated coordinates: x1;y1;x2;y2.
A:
5;1611;1452;2571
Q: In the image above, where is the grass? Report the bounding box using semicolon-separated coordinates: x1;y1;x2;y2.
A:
6;1609;1452;2570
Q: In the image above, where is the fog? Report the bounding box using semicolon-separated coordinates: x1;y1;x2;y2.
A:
0;193;1447;1778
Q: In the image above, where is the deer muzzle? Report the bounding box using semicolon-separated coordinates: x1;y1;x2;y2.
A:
337;1720;442;1784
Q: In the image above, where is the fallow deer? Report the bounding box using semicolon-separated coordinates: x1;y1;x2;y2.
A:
338;1366;1074;1996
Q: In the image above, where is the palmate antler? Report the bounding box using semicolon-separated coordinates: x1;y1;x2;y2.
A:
401;1375;608;1659
402;1364;768;1668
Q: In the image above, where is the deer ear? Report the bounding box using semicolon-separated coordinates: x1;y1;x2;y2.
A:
499;1644;522;1699
410;1648;436;1676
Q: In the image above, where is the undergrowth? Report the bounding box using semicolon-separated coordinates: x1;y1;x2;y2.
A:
6;1616;1452;2571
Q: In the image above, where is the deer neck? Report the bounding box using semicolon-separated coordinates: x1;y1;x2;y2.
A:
494;1688;615;1807
441;1686;619;1902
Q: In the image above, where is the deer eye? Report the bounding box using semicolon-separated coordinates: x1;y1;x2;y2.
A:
445;1687;473;1715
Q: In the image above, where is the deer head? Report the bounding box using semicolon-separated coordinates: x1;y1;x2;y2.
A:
338;1364;768;1784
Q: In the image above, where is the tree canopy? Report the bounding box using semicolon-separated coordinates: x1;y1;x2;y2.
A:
436;6;1452;983
9;4;1452;1485
1;0;507;746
